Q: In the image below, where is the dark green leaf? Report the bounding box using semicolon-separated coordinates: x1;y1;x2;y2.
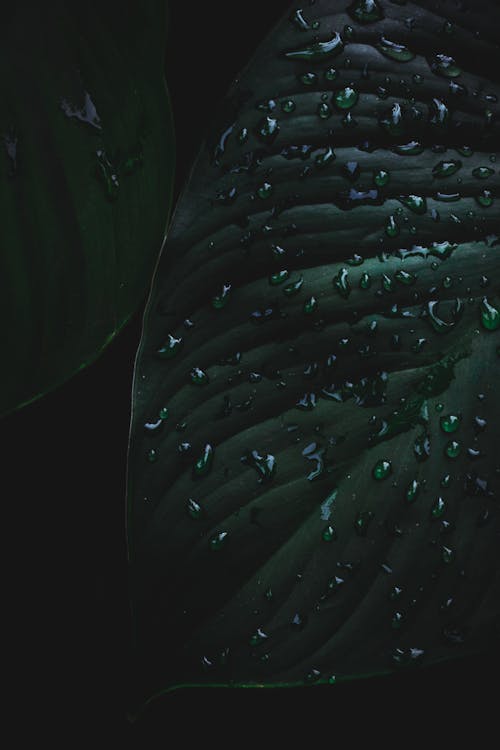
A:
0;0;174;415
127;0;500;710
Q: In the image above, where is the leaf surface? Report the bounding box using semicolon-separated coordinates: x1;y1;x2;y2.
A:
0;0;174;414
128;0;500;708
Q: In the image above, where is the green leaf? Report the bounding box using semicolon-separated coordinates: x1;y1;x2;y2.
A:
0;0;174;415
127;0;500;710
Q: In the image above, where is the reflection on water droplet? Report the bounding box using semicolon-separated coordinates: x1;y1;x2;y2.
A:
334;86;359;110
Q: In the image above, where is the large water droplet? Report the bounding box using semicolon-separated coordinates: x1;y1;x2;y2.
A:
440;414;461;433
348;0;384;24
429;54;461;78
285;32;344;61
376;36;415;62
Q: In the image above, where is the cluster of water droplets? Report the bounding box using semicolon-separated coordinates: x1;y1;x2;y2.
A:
133;0;500;686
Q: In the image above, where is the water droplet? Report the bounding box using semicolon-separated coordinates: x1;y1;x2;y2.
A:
398;195;427;214
190;367;209;386
426;298;463;333
441;545;454;564
348;0;384;24
414;433;431;462
317;101;332;119
354;510;374;536
429;53;462;78
476;189;493;208
283;276;304;296
212;282;232;309
215;186;237;206
379;102;403;135
381;273;394;292
257;181;273;199
281;98;296;113
343;161;361;182
315;146;336;167
376;36;415;62
472;166;494;179
269;269;289;286
147;448;158;463
290;8;311;31
194;444;214;477
299;71;318;86
244;450;276;482
432;160;462;178
479;297;500;330
429;98;450;127
238;127;249;145
385;215;399;237
256;116;280;144
60;90;101;130
360;272;371;289
440;414;461;433
209;531;228;551
406;479;420;503
395;270;416;285
347;252;364;266
156;334;183;359
444;440;461;459
374;169;390;186
333;267;351;298
372;459;392;480
393;140;424;155
392;611;405;629
322;524;337;542
325;67;338;81
96;149;119;200
187;498;203;519
303;296;318;315
431;496;446;518
285;32;344;61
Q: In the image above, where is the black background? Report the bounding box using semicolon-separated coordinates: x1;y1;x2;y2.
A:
2;0;497;740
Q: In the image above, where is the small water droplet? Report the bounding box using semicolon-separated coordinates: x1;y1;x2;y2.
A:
372;459;392;480
156;334;183;359
444;440;461;459
440;414;461;433
209;531;228;551
479;297;500;330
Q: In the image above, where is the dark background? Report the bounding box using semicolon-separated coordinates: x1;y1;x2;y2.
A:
2;0;497;739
